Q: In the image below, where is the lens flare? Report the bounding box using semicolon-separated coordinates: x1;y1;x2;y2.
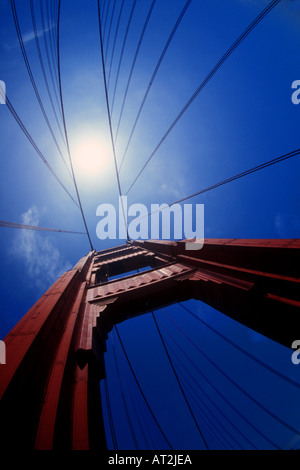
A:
72;134;112;177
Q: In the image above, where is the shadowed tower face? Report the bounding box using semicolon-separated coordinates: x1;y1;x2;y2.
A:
0;238;299;450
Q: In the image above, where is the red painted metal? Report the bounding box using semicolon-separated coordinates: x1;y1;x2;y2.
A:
0;239;299;449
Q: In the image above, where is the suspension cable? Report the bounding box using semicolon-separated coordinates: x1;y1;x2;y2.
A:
46;0;58;78
169;148;300;205
115;330;152;449
111;331;140;449
114;325;173;449
160;311;279;448
97;0;128;240
107;0;125;90
157;315;258;449
29;0;69;171
0;220;85;235
133;146;300;225
151;312;209;449
57;0;94;250
101;0;111;43
115;0;157;145
179;303;300;390
104;378;118;450
125;0;281;193
104;0;117;64
119;0;192;173
10;0;68;174
40;0;62;117
163;309;300;439
0;90;79;208
110;0;137;116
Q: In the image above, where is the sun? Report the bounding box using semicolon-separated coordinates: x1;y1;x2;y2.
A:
72;134;112;178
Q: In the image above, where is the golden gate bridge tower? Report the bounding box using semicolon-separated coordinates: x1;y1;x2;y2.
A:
1;0;300;453
0;238;299;449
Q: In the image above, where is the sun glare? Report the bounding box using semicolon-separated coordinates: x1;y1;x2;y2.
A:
72;135;112;178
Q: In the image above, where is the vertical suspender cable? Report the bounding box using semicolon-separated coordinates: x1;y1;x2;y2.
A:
97;0;129;241
151;312;209;450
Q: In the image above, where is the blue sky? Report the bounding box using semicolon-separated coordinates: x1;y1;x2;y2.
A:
0;0;300;450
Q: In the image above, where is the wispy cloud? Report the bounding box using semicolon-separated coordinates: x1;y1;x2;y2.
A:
11;206;72;290
4;24;54;52
21;31;37;45
22;24;54;45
